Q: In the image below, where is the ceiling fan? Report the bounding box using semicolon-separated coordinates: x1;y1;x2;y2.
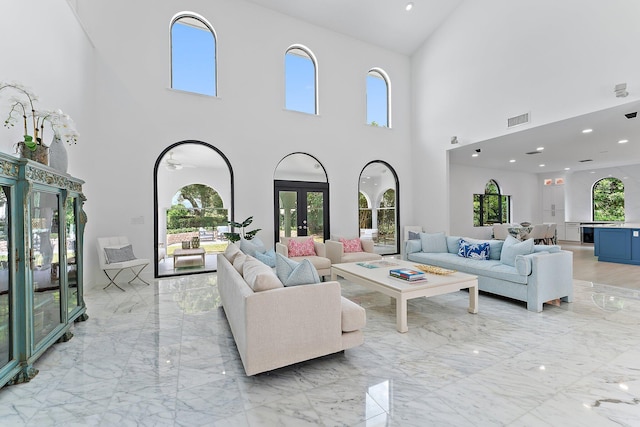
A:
165;152;183;171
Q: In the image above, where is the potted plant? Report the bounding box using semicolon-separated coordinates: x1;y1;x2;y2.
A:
224;216;261;243
1;81;78;165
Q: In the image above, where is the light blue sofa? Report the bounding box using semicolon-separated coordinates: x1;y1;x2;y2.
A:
405;234;574;312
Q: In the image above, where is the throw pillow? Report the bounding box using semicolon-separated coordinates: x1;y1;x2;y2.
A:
104;244;136;264
275;253;320;286
232;252;247;274
240;237;266;257
463;237;503;261
254;249;276;268
457;239;490;260
340;237;363;253
287;237;316;257
242;256;283;292
419;232;448;253
408;231;421;240
500;236;535;267
446;236;461;254
223;243;242;263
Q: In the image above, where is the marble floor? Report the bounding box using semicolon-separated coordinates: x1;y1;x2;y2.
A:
1;273;640;425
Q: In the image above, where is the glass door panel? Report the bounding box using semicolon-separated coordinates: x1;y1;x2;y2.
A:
274;181;329;244
0;186;10;366
31;191;62;346
66;197;79;314
306;191;324;241
279;191;298;238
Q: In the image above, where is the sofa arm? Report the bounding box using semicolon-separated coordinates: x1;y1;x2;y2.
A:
526;250;574;312
244;281;343;375
325;240;344;264
314;241;327;257
276;242;288;257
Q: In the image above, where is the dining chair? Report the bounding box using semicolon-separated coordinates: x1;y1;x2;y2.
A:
527;224;549;245
492;224;510;240
543;223;557;244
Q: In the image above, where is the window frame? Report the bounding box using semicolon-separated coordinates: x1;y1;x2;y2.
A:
473;179;511;227
284;44;319;115
170;12;218;97
592;177;625;221
366;68;391;128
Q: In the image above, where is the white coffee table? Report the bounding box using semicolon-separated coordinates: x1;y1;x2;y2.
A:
331;259;478;333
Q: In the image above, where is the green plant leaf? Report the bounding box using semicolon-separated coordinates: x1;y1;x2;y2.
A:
223;232;240;243
241;216;253;227
244;229;261;240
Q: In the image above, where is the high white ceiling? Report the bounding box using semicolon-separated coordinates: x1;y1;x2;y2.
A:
449;100;640;174
245;0;464;55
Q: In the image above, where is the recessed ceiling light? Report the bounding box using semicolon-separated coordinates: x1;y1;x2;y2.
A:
564;167;571;171
590;171;596;174
618;139;628;144
539;164;545;167
472;153;479;157
582;128;593;134
405;2;414;11
536;147;544;151
509;159;516;163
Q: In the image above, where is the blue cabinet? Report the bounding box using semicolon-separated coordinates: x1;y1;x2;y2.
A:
0;153;86;389
594;227;640;266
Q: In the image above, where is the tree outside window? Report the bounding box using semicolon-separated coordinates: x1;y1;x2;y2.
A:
593;177;625;221
359;192;372;229
377;189;396;243
473;180;510;226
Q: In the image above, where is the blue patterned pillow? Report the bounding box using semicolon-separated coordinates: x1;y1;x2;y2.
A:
408;231;421;240
457;239;490;260
275;253;320;286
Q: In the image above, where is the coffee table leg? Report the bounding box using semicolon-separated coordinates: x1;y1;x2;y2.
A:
396;296;408;333
468;280;479;314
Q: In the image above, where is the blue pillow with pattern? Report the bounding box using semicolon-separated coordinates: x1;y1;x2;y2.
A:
457;238;490;260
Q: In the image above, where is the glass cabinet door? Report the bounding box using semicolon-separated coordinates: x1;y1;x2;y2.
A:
65;197;79;314
0;186;11;367
31;191;63;346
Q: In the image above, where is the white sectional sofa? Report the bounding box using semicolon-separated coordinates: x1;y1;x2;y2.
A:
405;233;574;312
217;250;366;375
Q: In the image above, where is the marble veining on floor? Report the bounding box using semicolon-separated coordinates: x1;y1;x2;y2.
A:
1;275;639;426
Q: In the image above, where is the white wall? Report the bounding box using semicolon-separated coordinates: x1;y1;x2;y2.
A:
412;0;640;233
449;163;540;239
564;165;640;223
65;0;412;282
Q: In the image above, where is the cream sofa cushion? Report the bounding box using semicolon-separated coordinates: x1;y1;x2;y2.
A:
224;243;242;263
242;256;283;292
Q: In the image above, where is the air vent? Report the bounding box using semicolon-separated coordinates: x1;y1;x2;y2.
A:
507;112;530;128
525;151;542;155
579;159;593;163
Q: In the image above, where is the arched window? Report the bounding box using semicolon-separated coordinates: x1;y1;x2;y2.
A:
593;177;625;221
285;45;318;115
474;179;511;226
359;161;400;255
171;13;217;96
367;68;391;127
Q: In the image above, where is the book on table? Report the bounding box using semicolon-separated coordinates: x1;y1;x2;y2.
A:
389;268;426;282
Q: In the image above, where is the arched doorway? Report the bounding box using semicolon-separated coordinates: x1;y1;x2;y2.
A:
154;141;234;277
359;161;400;255
274;153;329;244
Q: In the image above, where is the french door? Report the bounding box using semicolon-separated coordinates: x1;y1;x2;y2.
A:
274;181;329;243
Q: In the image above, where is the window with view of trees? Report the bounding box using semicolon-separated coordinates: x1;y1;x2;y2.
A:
473;180;510;226
593;177;625;221
359;192;372;229
171;14;217;96
377;189;396;243
167;184;228;232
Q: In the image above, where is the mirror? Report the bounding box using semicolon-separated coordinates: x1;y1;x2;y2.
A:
358;161;399;255
154;141;233;277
